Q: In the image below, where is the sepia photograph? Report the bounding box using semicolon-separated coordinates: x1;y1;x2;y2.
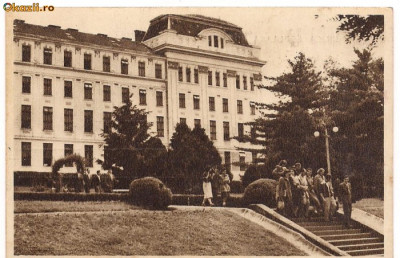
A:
5;5;393;257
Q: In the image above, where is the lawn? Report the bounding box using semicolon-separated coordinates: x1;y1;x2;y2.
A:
14;201;306;256
353;198;384;219
14;201;134;213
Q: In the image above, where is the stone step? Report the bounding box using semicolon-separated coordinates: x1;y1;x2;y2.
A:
337;242;384;251
346;248;384;256
313;228;363;236
292;217;339;223
297;221;342;227
304;224;344;231
329;237;382;246
319;232;373;241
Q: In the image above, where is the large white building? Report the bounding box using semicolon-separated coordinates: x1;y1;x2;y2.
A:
12;14;265;181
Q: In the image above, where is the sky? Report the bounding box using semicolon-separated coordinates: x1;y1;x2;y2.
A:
9;7;385;78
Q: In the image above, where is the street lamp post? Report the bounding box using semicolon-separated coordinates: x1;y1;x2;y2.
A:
314;125;338;175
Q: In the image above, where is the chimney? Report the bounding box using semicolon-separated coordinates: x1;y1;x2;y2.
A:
134;30;146;42
66;28;78;32
13;19;25;25
48;25;61;29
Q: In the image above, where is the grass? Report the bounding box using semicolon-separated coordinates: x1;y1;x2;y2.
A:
14;202;306;256
353;198;384;219
14;201;135;213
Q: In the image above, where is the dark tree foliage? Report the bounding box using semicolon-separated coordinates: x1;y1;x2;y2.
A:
238;53;326;173
327;49;384;197
98;95;167;184
336;15;384;45
168;122;221;192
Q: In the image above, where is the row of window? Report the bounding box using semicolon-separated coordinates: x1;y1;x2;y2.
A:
178;93;256;114
22;76;163;105
21;141;247;171
21;105;165;137
208;35;224;49
21;142;93;167
21;45;163;79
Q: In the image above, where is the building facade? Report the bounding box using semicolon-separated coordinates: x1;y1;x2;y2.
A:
12;14;265;181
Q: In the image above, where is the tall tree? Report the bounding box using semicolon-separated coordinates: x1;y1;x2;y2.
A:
98;96;167;186
336;15;384;45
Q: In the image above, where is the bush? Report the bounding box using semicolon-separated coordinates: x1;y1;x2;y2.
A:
129;177;172;209
242;165;261;188
242;179;278;207
230;180;244;193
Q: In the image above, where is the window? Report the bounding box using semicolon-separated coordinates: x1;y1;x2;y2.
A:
139;89;146;105
84;54;92;70
85;145;93;167
84;83;92;100
224;151;231;172
223;98;229;113
250;77;254;91
250;102;256;115
122;87;130;104
186;68;191;83
178;67;183;82
240;153;246;171
44;78;52;96
43;48;52;65
21;105;31;129
21;142;31;166
236;75;240;89
22;76;31;93
214;35;219;47
238;123;244;138
180;118;186;124
221;38;224;49
103;56;110;72
103;112;112;134
22;45;31;62
64;81;72;98
43;107;53;130
223;73;227;87
237;100;243;114
64;109;73;132
252;152;257;164
43;143;52;166
138;61;145;77
64;144;73;166
193;95;200;110
84;110;93;133
210;120;216;140
251;126;256;140
208;71;212;85
121;59;129;74
157;116;164;137
215;72;220;86
103;85;111;101
179;93;185;108
194;119;201;128
208;36;212;46
156;91;163;106
155;64;162;79
243;76;248;90
209;97;215;111
64;50;72;67
223;122;230;141
194;69;199;84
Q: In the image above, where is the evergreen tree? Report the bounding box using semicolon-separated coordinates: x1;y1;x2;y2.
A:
336;15;384;45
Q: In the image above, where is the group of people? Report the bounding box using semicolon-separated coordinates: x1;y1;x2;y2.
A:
202;166;231;207
75;169;116;193
274;160;353;227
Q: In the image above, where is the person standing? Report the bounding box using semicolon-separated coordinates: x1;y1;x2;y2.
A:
306;168;321;214
297;168;310;218
319;173;335;222
272;160;288;180
201;168;215;206
339;175;352;228
290;167;301;217
277;169;293;217
314;168;326;206
92;170;101;193
219;169;231;207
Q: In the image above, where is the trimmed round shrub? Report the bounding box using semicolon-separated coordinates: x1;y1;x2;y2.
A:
242;178;278;207
242;165;261;188
129;177;172;209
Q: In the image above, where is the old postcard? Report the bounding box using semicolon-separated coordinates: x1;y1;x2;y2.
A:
5;6;393;257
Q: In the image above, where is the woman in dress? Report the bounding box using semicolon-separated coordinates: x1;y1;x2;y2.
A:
201;168;214;206
219;168;231;207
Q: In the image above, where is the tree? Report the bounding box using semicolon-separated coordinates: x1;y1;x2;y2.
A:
327;49;384;196
168;122;221;192
336;15;384;45
98;96;167;186
239;53;326;174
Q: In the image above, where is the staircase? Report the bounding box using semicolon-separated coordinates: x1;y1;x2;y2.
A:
292;217;384;256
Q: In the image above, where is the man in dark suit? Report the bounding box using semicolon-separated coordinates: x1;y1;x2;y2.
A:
339;175;352;228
